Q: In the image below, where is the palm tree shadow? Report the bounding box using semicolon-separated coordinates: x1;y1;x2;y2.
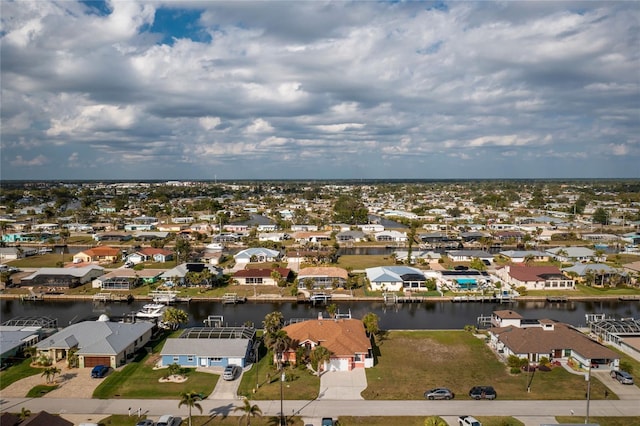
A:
207;402;234;419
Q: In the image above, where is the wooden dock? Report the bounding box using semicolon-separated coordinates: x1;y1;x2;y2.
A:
222;293;246;304
452;295;513;303
93;292;134;303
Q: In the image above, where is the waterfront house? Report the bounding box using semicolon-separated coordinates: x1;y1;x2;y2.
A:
446;249;493;263
297;266;349;290
92;268;164;290
488;311;619;368
233;267;292;286
281;317;373;372
34;317;153;369
373;230;407;243
546;246;601;263
495;265;575;291
19;266;105;289
498;250;550;263
159;326;255;369
365;265;427;292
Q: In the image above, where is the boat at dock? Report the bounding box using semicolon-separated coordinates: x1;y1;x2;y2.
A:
135;303;167;319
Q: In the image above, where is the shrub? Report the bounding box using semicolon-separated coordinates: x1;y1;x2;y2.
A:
510;367;521;374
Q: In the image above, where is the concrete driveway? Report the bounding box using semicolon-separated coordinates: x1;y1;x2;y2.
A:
592;370;640;400
318;369;367;400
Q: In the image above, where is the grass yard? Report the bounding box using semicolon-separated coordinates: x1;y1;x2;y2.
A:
96;415;308;426
556;417;638;426
0;358;42;390
237;351;320;401
362;330;611;401
336;254;396;270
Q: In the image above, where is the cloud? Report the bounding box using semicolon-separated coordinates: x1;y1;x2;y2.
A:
1;1;638;179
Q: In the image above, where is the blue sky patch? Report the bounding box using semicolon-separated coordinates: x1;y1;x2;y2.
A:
150;8;210;45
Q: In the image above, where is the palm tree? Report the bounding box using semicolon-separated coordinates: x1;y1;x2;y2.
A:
41;366;61;384
265;329;291;370
310;346;332;375
162;307;189;330
178;391;203;426
18;407;31;421
262;311;284;335
234;397;262;426
424;416;447;426
362;312;380;337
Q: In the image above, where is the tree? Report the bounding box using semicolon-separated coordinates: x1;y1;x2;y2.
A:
234;396;262;426
262;311;284;336
362;312;380;336
424;416;447;426
162;307;189;330
592;208;609;225
175;237;192;263
326;303;338;319
178;391;203;426
310;345;332;375
18;407;31;421
41;366;61;384
264;329;291;370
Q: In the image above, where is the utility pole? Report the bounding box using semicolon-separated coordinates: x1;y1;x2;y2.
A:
280;370;286;426
585;363;591;424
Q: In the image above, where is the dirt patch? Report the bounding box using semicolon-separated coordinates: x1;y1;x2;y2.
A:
158;374;187;383
145;354;161;366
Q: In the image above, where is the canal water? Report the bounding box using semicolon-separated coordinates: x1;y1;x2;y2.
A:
1;299;638;330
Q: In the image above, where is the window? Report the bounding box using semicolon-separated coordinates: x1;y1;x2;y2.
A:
173;356;179;362
187;356;194;362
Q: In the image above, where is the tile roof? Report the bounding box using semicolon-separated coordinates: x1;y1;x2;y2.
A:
508;265;565;281
492;323;618;359
283;319;371;357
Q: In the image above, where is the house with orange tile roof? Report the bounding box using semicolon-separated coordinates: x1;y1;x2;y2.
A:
72;246;121;264
495;264;575;291
281;317;373;372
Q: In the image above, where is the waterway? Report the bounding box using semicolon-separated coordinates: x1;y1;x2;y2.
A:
1;299;638;330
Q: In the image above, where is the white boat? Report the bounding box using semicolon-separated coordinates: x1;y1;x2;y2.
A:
135;304;167;319
205;242;225;251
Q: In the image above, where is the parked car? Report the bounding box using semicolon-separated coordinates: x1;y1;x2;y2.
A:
611;370;634;385
156;415;181;426
458;415;482;426
222;364;241;381
90;365;109;378
424;387;454;400
321;418;334;426
468;385;497;400
135;420;155;426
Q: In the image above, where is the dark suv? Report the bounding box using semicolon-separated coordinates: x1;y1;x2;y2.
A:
469;386;497;400
91;365;109;378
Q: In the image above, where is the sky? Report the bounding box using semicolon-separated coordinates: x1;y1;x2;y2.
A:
1;1;639;181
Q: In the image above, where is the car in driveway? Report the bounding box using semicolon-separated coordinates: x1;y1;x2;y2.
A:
424;387;454;400
458;415;482;426
222;364;241;381
611;370;634;385
90;365;109;378
468;385;497;400
135;420;155;426
321;418;334;426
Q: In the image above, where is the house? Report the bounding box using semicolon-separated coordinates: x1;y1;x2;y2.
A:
92;269;164;290
365;266;428;292
493;230;525;242
438;270;492;292
233;247;281;265
498;250;550;263
588;317;640;361
546;246;601;263
281;317;373;372
34;317;154;369
72;246;120;264
133;231;170;241
18;411;73;426
373;230;407;243
19;266;105;289
495;265;575;291
488;311;619;368
290;231;332;243
297;266;349;290
160;326;255;369
446;250;493;263
393;250;442;264
92;232;132;242
160;263;223;286
258;232;289;242
336;230;367;243
0;319;52;361
124;247;173;264
562;263;627;287
0;247;21;261
233;267;292;286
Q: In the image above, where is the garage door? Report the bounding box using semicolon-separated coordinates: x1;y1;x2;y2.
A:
84;356;110;368
328;358;349;371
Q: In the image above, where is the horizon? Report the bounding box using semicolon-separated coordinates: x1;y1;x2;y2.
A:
1;1;638;180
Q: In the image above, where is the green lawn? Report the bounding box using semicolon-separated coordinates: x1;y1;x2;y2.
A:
362;330;611;400
237;349;320;401
0;358;42;390
556;417;638;426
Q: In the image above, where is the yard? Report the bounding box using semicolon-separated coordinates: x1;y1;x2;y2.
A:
362;330;611;401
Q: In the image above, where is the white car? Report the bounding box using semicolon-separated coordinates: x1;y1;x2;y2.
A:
459;415;482;426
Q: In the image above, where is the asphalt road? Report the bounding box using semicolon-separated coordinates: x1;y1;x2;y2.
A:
1;397;639;421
